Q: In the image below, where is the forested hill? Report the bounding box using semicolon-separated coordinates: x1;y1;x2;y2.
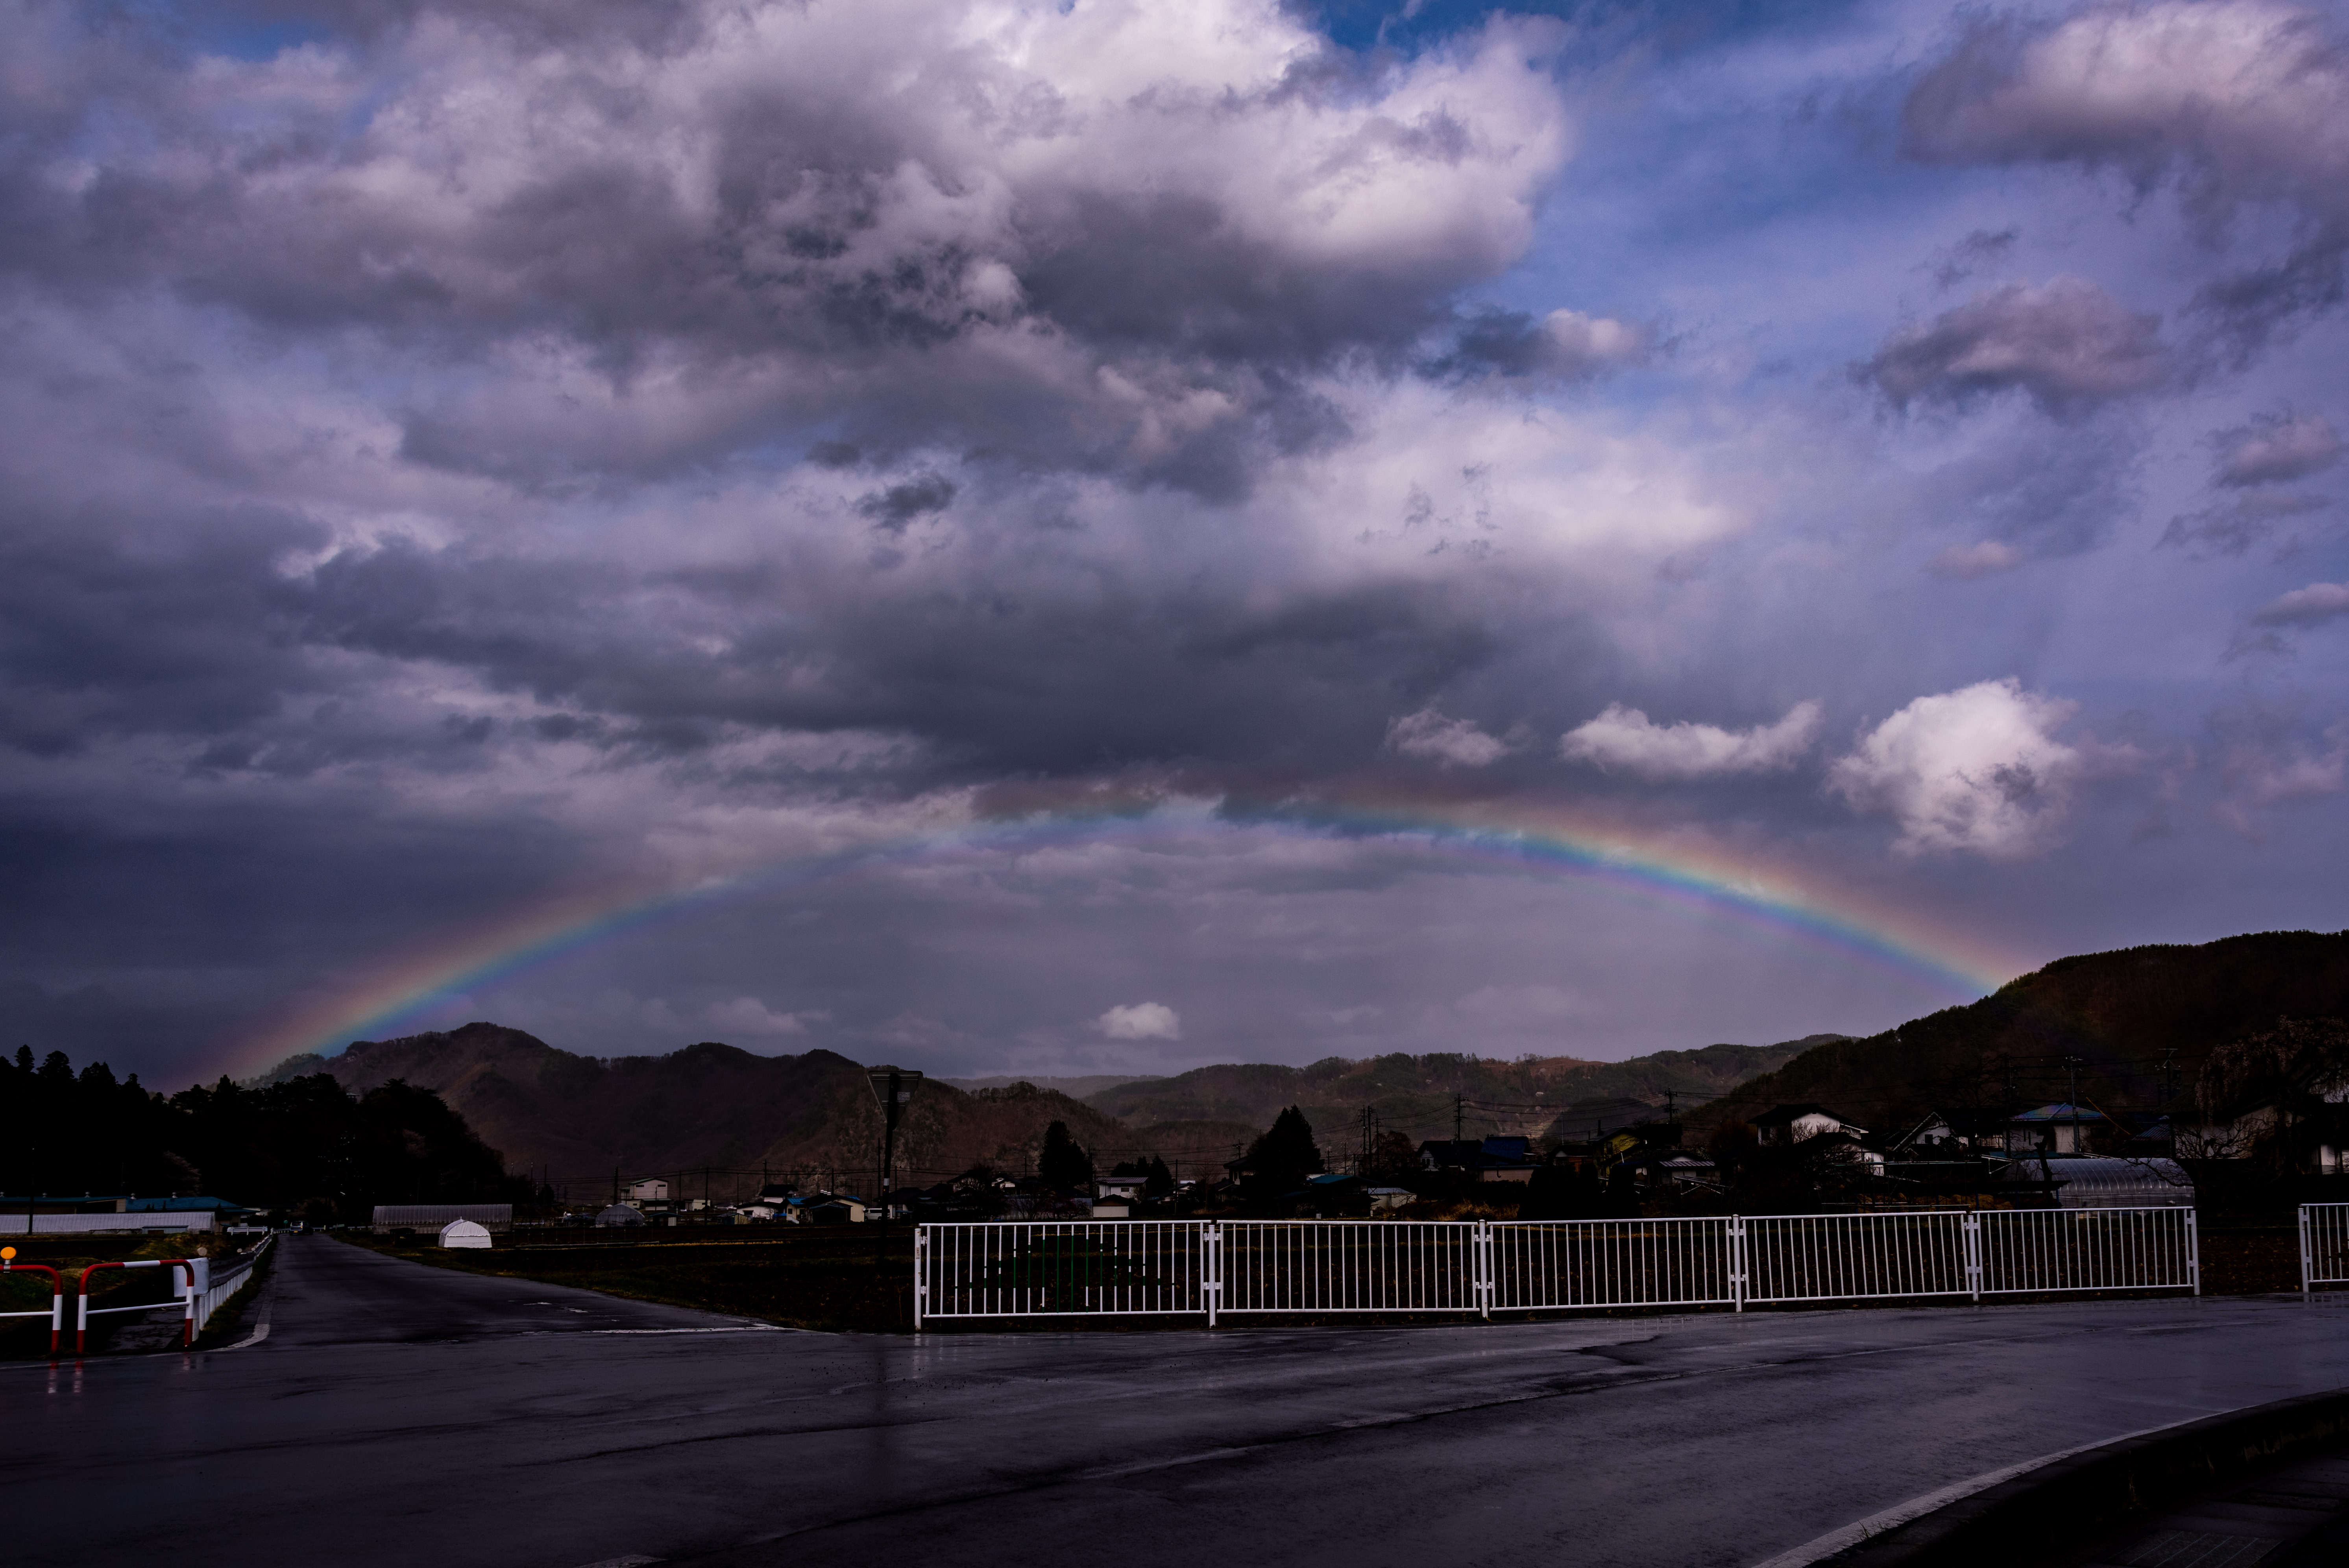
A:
1690;930;2349;1137
1083;1041;1822;1147
258;1024;1131;1195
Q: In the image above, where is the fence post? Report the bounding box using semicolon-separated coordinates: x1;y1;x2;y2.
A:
913;1225;928;1330
1203;1223;1222;1328
1729;1216;1746;1312
1963;1213;1983;1303
1473;1220;1493;1320
2300;1205;2313;1300
2186;1208;2201;1297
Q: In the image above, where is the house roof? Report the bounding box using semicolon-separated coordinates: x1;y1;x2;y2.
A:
1751;1103;1841;1127
2011;1102;2111;1124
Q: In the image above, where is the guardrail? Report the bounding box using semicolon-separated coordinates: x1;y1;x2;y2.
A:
0;1251;65;1354
187;1234;272;1336
2301;1203;2349;1296
1;1233;274;1356
914;1209;2200;1328
76;1258;196;1352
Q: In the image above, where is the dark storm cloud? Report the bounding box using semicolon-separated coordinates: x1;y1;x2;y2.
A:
1902;2;2349;355
0;2;1569;490
1921;420;2145;558
2161;492;2335;559
0;501;328;754
278;533;1504;787
1861;277;2172;413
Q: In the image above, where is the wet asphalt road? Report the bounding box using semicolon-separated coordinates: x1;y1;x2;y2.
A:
7;1235;2349;1568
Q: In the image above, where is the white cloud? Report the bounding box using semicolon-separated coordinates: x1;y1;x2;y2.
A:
1094;1001;1181;1040
1536;310;1650;377
1828;679;2082;857
2252;581;2349;627
1386;707;1513;767
1559;700;1821;779
1928;540;2025;579
708;997;814;1037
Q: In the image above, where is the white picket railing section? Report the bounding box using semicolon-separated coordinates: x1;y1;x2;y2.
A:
913;1209;2199;1327
184;1234;274;1337
2301;1204;2349;1296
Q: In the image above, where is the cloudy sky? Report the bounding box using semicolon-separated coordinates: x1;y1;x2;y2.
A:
4;0;2345;1089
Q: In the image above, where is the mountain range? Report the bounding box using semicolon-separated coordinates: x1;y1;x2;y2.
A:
254;929;2349;1200
257;1028;1809;1198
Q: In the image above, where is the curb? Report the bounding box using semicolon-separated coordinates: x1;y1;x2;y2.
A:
1811;1387;2349;1567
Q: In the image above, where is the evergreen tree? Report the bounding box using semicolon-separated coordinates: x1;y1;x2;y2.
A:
1240;1106;1323;1197
1144;1155;1175;1198
1037;1120;1094;1193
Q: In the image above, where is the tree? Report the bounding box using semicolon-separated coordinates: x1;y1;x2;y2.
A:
1037;1121;1094;1193
1144;1155;1175;1198
1240;1106;1323;1198
1364;1129;1421;1181
2195;1017;2349;1178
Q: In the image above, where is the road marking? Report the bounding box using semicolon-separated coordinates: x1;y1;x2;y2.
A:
1747;1411;2223;1568
571;1557;662;1568
220;1271;278;1351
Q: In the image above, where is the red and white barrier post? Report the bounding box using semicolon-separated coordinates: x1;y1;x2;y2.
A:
0;1246;66;1356
75;1258;195;1354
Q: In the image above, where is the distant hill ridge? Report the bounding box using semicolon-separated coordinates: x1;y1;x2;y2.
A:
1691;930;2349;1136
254;1031;1809;1191
250;931;2349;1192
1080;1041;1830;1147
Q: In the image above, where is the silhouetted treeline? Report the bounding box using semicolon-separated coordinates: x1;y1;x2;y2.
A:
1;1047;536;1221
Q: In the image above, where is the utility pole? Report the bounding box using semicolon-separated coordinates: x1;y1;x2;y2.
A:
1454;1093;1465;1146
866;1065;922;1253
2063;1055;2085;1153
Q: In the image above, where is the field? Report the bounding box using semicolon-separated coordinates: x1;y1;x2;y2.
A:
346;1225;918;1331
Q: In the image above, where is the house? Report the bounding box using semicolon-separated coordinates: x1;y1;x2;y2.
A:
1416;1136;1540;1182
811;1196;869;1224
1655;1154;1718;1187
1892;1109;2013;1157
1096;1171;1150;1202
1799;1130;1887;1176
625;1178;669;1204
2008;1103;2111;1156
1750;1104;1868;1147
1366;1187;1413;1212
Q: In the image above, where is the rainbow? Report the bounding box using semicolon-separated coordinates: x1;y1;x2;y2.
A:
239;795;2030;1077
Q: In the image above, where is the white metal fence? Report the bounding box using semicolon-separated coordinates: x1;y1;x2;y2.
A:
915;1209;2199;1327
2301;1204;2349;1296
187;1235;272;1337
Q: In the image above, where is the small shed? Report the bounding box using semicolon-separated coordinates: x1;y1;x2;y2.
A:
595;1203;646;1226
438;1219;493;1249
1998;1156;2194;1209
